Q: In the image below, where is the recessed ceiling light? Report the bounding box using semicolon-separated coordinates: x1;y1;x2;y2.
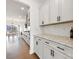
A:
21;7;25;10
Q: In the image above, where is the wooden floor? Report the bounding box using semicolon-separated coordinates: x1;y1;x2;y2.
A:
6;35;39;59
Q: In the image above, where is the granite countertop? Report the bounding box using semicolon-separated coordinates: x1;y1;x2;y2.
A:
34;33;73;48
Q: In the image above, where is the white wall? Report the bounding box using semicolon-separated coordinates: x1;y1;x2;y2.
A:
18;0;41;54
41;22;73;37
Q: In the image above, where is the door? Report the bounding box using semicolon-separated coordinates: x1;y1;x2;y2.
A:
61;0;73;21
39;0;50;25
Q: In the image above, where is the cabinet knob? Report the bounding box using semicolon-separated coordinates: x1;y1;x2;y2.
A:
50;50;54;57
45;42;49;44
57;46;64;51
39;39;41;41
42;21;44;24
57;16;61;21
36;41;38;45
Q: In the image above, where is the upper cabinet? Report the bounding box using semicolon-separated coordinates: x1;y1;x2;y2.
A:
39;0;73;25
39;0;50;25
50;0;58;23
61;0;73;21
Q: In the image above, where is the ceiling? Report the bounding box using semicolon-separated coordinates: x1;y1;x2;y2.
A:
6;0;46;19
6;0;46;25
6;0;30;25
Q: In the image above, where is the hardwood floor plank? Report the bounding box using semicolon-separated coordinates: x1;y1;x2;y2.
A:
6;35;39;59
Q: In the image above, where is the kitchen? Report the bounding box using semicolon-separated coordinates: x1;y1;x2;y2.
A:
6;0;73;59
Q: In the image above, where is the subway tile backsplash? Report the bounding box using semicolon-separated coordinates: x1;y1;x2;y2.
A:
41;22;73;37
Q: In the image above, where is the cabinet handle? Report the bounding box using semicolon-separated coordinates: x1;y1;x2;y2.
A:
45;42;49;44
57;16;61;21
57;46;64;51
50;50;54;57
42;21;44;24
36;41;38;45
39;39;41;41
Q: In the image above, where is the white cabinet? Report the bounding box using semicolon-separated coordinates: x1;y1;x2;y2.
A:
34;37;39;55
34;37;43;59
44;44;68;59
50;0;58;23
39;0;73;25
38;39;43;59
50;0;73;22
43;44;54;59
54;49;67;59
66;56;72;59
61;0;73;21
34;36;73;59
21;32;30;45
39;0;50;25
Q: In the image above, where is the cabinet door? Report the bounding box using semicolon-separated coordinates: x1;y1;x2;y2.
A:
61;0;73;21
39;0;50;25
34;37;39;55
34;37;43;59
44;44;69;59
50;0;58;23
44;44;54;59
38;39;43;59
54;49;66;59
65;56;72;59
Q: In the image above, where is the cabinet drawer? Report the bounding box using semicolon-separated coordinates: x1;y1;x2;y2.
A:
43;39;73;58
34;36;73;58
43;39;57;50
50;41;73;58
55;43;73;58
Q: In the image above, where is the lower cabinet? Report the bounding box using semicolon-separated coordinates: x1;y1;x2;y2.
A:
44;44;69;59
53;48;69;59
38;39;43;59
43;44;54;59
34;37;39;55
34;37;43;59
34;36;72;59
65;56;72;59
22;34;30;45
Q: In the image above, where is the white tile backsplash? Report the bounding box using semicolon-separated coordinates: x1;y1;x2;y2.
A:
41;22;73;37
